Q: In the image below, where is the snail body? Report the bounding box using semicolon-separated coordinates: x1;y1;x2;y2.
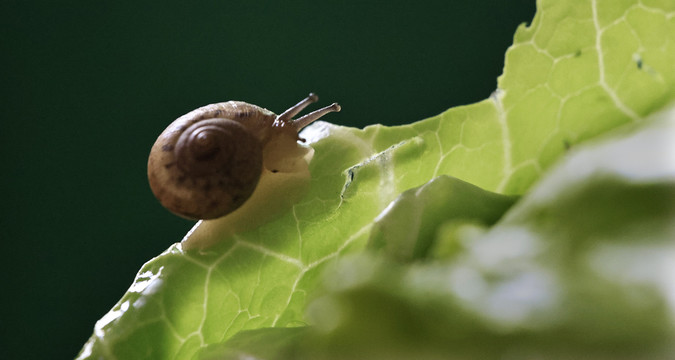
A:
148;94;340;220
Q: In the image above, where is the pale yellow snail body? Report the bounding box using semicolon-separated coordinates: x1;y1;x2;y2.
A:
148;93;340;220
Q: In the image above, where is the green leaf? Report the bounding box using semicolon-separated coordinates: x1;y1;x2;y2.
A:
205;104;675;360
498;0;675;192
368;175;518;262
77;0;675;358
195;327;307;360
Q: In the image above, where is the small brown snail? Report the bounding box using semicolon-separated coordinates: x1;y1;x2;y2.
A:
148;93;340;220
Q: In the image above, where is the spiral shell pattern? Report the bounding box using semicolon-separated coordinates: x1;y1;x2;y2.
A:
148;117;263;220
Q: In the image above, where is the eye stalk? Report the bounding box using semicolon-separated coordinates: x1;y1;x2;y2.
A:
274;93;341;130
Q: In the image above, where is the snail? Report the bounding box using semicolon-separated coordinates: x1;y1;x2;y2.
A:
148;93;340;220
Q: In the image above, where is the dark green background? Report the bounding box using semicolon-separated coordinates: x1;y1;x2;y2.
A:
2;1;534;358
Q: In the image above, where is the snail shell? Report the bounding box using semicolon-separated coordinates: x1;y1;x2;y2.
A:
147;94;340;220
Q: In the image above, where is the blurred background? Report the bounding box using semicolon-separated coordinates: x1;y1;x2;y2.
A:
1;1;534;358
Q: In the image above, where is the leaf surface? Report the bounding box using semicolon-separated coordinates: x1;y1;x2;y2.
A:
197;104;675;360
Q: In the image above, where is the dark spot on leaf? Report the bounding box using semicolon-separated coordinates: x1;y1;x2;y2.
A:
340;169;355;197
563;140;571;150
574;49;582;57
636;58;643;70
271;169;279;173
